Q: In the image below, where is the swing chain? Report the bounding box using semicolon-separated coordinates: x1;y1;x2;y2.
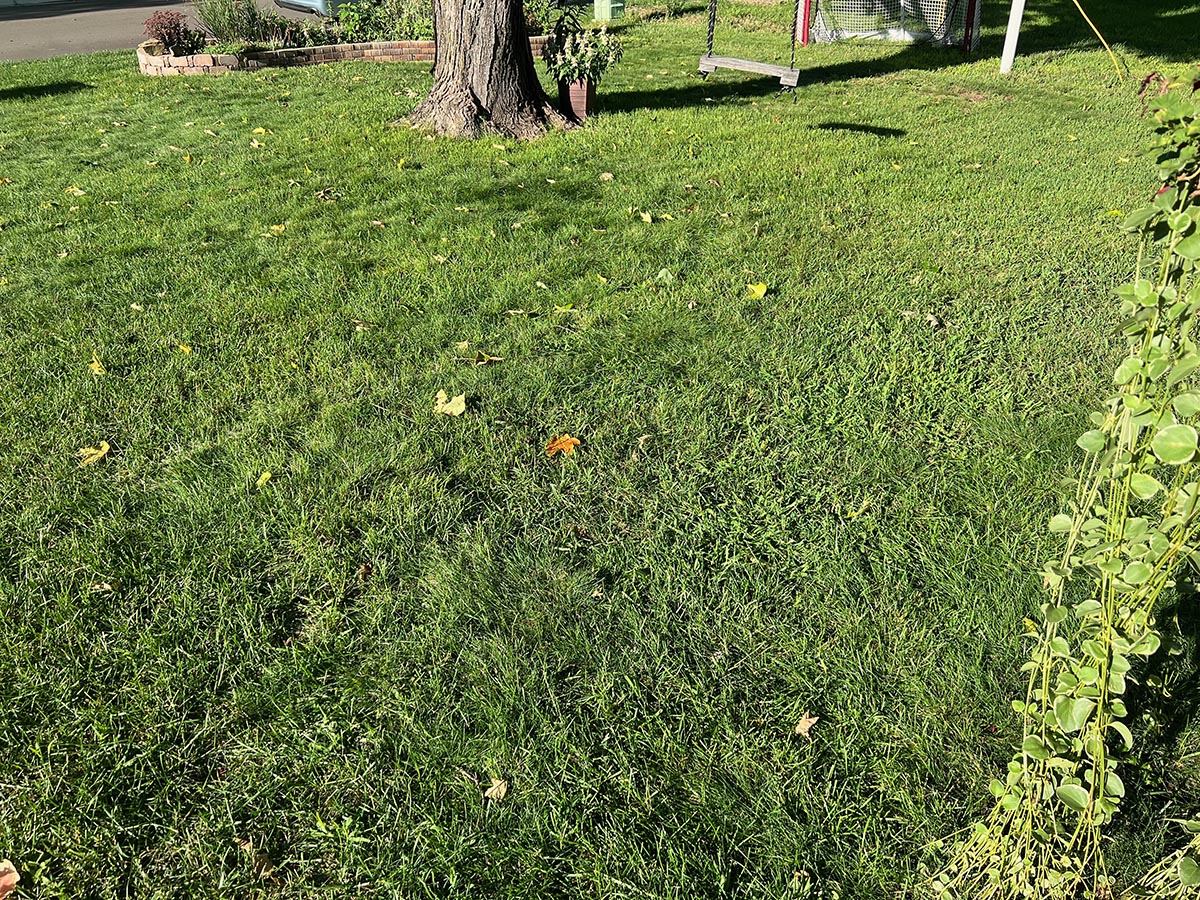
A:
705;0;717;56
789;0;800;69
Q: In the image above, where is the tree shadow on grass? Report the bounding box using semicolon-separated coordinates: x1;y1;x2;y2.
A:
0;81;92;102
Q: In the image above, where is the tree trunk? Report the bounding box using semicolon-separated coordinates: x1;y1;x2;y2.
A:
407;0;569;139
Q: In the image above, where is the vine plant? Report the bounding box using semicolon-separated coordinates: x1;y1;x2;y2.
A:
929;78;1200;900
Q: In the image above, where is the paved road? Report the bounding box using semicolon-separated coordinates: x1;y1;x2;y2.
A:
0;0;307;63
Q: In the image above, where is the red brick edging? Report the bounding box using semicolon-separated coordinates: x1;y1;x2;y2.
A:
137;36;549;76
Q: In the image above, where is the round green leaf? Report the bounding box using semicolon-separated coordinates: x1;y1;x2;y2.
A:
1177;233;1200;261
1130;472;1163;499
1056;783;1091;812
1077;430;1108;454
1178;855;1200;886
1124;561;1153;584
1114;357;1143;385
1049;513;1074;533
1175;392;1200;418
1152;424;1198;464
1109;720;1134;750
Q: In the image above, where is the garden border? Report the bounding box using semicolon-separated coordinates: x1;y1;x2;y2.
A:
137;36;549;76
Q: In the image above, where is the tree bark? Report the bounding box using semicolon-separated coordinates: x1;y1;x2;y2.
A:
407;0;569;139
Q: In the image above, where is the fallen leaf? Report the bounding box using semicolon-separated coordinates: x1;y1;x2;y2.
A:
599;172;614;181
484;777;508;803
433;254;447;264
250;138;264;149
252;127;269;135
130;303;144;311
370;220;386;228
204;128;218;137
546;434;581;457
639;211;653;223
0;178;13;186
0;860;18;900
747;282;768;300
471;350;502;366
269;224;286;235
357;561;373;581
255;471;272;489
64;185;85;196
234;838;276;880
178;343;191;354
655;268;675;284
88;352;105;375
77;441;110;467
434;390;466;416
795;712;820;740
454;340;470;352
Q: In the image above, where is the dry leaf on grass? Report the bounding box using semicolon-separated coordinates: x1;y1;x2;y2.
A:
234;838;276;881
546;434;581;457
77;441;110;468
795;712;820;740
484;777;508;803
88;352;105;375
0;860;19;900
434;390;466;417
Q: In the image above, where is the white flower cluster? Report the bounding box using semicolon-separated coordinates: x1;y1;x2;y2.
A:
542;26;623;85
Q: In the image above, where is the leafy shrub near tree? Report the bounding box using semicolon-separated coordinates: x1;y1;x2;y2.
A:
335;0;433;42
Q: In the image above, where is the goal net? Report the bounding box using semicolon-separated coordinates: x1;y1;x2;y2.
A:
806;0;981;50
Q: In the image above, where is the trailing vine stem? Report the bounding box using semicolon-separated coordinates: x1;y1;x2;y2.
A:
927;76;1200;900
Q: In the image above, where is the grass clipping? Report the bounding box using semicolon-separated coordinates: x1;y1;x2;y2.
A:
927;80;1200;900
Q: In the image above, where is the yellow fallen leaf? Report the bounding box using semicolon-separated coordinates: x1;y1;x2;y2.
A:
250;139;263;148
234;838;276;880
252;127;268;135
484;777;508;803
0;860;18;900
795;712;819;740
434;389;466;416
269;224;286;235
130;303;144;311
256;471;272;489
639;211;653;223
178;343;191;354
546;434;581;457
77;441;110;467
599;172;613;182
88;352;105;375
64;185;85;196
747;282;768;300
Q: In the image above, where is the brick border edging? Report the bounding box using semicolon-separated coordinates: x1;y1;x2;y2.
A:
137;36;549;76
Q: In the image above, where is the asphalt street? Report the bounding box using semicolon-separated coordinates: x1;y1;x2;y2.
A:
0;0;306;62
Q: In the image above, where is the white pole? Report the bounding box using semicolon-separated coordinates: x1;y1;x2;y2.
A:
999;0;1027;74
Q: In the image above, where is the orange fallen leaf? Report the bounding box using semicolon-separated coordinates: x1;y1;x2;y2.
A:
0;860;18;900
546;434;581;457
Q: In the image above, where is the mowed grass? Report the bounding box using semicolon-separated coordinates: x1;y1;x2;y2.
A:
2;1;1200;897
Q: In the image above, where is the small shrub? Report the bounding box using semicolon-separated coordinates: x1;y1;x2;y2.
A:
194;0;338;48
541;26;623;84
143;10;206;55
335;0;431;42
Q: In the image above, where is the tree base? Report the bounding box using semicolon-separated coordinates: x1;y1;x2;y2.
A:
404;83;572;140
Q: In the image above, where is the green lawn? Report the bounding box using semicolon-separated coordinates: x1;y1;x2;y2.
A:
2;1;1199;897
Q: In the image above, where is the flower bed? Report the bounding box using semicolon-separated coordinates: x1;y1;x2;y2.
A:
137;36;549;76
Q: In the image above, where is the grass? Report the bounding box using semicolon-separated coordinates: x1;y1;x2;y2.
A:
1;0;1199;897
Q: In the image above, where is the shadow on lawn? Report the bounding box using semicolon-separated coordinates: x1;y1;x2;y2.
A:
0;80;92;101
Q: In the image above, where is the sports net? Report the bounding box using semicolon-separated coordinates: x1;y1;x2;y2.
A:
807;0;981;50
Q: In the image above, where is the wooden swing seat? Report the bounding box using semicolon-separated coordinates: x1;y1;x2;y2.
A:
697;55;800;88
